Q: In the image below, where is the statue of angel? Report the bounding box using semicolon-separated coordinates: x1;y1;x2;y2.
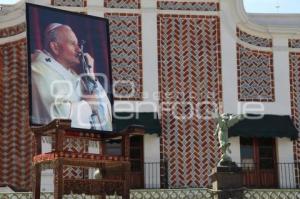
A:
214;113;244;166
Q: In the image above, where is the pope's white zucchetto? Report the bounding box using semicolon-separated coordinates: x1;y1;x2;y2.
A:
45;23;63;34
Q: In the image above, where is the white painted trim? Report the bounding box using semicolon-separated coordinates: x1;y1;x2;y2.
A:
26;0;51;6
236;40;273;52
0;32;26;45
229;137;241;163
0;0;24;10
232;0;300;35
0;7;25;23
276;138;296;188
100;8;142;14
49;5;88;12
158;10;219;16
87;0;103;7
0;18;25;30
289;48;300;53
144;134;161;189
237;26;272;39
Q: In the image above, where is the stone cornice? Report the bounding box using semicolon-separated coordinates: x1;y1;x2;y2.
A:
0;0;25;28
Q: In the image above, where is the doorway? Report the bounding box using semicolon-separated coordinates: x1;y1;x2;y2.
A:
240;137;278;188
129;135;144;188
104;135;144;188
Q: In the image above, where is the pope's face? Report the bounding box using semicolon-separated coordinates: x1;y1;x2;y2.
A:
54;27;81;70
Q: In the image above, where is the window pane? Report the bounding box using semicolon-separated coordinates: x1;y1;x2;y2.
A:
259;147;273;158
260;159;274;169
240;137;254;159
240;137;255;169
258;138;273;146
131;160;141;171
106;142;122;156
240;137;253;146
131;136;142;147
130;148;141;159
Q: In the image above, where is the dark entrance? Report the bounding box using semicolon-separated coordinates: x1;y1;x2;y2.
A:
129;135;144;188
105;135;144;188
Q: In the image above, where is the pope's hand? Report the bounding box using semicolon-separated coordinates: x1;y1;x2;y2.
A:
84;53;95;80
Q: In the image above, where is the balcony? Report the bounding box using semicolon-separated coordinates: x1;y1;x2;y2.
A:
140;161;300;189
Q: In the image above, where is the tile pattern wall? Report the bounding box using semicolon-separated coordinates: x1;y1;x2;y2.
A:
0;39;32;190
157;1;219;11
237;28;272;48
104;0;140;9
289;52;300;184
237;44;275;102
158;14;222;187
0;23;26;38
289;39;300;49
51;0;86;6
105;13;143;100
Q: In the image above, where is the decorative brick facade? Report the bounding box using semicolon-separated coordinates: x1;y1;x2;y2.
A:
158;14;222;187
237;44;275;102
290;52;300;134
104;0;140;9
0;23;26;38
237;27;272;48
0;39;32;190
157;1;219;11
51;0;87;7
289;52;300;175
289;39;300;49
105;13;143;100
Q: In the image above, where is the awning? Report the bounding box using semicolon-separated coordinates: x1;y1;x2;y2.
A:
228;114;299;140
113;112;161;135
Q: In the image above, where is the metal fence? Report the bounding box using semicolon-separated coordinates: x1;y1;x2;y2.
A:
238;162;300;189
1;189;300;199
143;161;168;189
143;161;300;189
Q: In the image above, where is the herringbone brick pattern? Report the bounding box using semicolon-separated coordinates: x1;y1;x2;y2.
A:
104;0;140;9
105;13;143;100
0;39;32;190
0;23;26;38
289;39;300;48
289;52;300;185
158;15;222;188
157;1;219;11
237;44;275;102
51;0;86;6
237;27;272;48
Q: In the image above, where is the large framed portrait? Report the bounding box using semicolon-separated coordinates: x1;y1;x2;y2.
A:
26;3;113;132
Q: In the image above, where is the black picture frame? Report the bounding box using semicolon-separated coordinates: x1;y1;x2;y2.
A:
26;3;114;133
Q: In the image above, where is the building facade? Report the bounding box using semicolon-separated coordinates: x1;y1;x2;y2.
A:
0;0;300;191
